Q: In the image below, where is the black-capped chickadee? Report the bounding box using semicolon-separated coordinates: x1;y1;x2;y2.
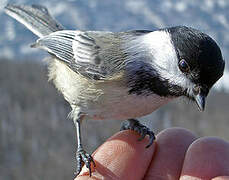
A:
5;4;225;176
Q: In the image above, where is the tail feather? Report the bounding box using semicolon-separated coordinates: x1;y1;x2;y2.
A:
5;4;65;37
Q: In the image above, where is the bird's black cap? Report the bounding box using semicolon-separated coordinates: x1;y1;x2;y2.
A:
168;26;225;92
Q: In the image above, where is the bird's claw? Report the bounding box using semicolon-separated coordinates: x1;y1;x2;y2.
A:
120;119;155;148
75;148;95;177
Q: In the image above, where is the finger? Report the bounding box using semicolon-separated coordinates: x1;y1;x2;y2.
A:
180;137;229;180
212;177;229;180
76;130;156;180
144;127;197;180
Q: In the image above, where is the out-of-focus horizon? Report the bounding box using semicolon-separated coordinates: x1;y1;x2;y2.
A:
0;1;229;180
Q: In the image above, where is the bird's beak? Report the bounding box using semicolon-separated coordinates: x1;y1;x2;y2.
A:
194;93;206;112
192;85;207;112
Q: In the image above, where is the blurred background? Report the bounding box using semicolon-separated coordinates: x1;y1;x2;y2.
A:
0;0;229;179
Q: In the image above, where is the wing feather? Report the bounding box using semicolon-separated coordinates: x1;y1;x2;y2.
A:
32;30;150;80
33;30;124;79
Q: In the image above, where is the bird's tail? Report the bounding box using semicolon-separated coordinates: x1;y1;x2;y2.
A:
4;4;65;38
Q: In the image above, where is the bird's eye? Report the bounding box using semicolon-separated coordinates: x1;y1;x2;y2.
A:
179;59;190;73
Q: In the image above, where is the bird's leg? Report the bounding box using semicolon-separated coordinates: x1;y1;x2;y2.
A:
120;119;155;148
73;114;95;176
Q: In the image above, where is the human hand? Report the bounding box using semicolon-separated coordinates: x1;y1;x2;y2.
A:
75;127;229;180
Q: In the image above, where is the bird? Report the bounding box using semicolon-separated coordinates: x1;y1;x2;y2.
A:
5;4;225;176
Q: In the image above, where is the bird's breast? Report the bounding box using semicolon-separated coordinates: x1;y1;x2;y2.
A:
48;58;173;121
88;91;173;120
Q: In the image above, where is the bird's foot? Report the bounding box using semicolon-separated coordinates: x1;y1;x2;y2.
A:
120;119;155;148
75;147;96;177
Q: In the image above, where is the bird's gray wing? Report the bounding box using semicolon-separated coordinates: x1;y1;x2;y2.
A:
32;30;131;80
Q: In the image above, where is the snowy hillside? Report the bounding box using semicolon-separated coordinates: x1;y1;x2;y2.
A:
0;0;228;90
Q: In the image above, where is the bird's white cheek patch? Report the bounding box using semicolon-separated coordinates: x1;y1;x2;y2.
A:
142;31;193;90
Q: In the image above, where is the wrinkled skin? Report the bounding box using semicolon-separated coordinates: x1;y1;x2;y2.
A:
75;128;229;180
